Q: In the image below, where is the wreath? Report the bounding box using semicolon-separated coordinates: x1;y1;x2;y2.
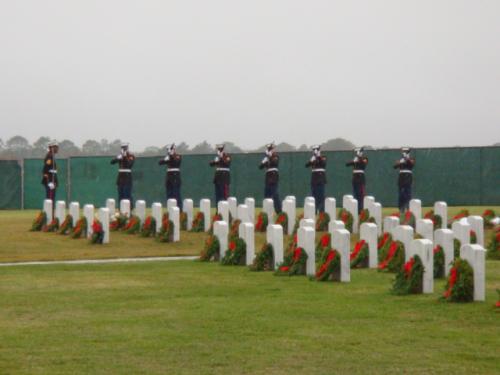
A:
448;209;469;227
433;245;445;278
377;233;393;262
124;215;141;234
208;214;223;234
315;247;341;281
378;241;405;272
315;212;330;232
221;237;247;265
338;208;353;232
350;240;369;268
191;212;205;232
42;218;59;232
58;214;73;235
250;243;274;271
359;209;375;225
71;217;88;239
90;220;104;244
487;227;500;260
275;247;308;276
316;233;331;259
30;211;47;231
255;212;269;232
292;214;304;235
110;213;128;231
199;235;220;261
424;209;443;229
392;211;415;228
275;212;288;231
287;233;298;255
157;214;174;243
482;209;496;229
442;258;474;302
140;216;156;237
470;230;477;244
229;219;242;241
180;212;188;231
392;255;424;295
454;238;461;258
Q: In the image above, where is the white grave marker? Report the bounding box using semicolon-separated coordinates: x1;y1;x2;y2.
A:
244;198;255;223
452;220;470;246
383;216;400;235
369;202;383;235
342;194;354;208
434;201;448;229
409;199;422;219
282;198;296;235
169;206;180;242
328;220;345;234
135;200;146;223
409;239;434;294
360;223;378;268
363;196;375;212
237;204;251;224
434;229;454;276
467;216;484;247
43;199;53;223
106;198;116;216
344;198;359;234
167;199;177;212
239;222;255;266
69;202;80;226
298;226;316;276
416;219;434;241
263;199;275;222
393;225;414;262
120;199;131;217
152;202;163;233
200;199;211;232
267;224;284;270
300;218;315;229
304;202;315;221
217;201;230;224
459;244;486;301
228;197;238;219
98;207;110;244
332;229;351;282
325;198;336;220
55;201;66;224
183;199;194;230
83;204;94;238
213;221;228;261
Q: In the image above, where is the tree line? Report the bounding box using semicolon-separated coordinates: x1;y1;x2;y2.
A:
0;136;359;159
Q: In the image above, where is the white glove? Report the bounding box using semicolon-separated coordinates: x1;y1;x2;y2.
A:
262;157;269;164
354;157;359;163
117;154;123;160
310;156;315;162
48;182;55;190
400;158;405;163
164;155;170;161
214;157;220;163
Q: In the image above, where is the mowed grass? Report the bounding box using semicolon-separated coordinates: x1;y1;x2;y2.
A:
1;206;499;263
0;260;499;374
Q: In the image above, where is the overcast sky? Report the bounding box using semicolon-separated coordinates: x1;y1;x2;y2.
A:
1;0;499;150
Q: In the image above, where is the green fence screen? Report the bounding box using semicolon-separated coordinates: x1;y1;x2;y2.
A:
3;146;499;210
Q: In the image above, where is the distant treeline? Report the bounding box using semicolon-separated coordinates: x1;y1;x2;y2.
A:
0;136;360;159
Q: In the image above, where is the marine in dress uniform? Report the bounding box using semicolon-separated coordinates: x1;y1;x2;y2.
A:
393;147;415;213
110;143;135;206
305;145;327;213
209;144;231;207
158;143;183;211
41;140;59;204
259;142;282;213
345;147;368;213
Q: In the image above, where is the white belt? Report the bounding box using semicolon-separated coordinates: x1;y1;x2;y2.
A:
312;168;325;172
48;169;58;173
216;168;230;171
400;170;412;174
353;170;365;174
266;168;278;172
119;169;132;173
168;168;180;172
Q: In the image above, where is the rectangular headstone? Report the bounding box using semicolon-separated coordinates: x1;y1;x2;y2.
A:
342;194;354;208
55;201;66;224
410;239;434;294
452;220;470;246
213;221;228;261
460;244;486;301
239;222;255;266
409;199;422;219
200;199;211;232
106;198;116;216
98;207;110;244
304;202;315;221
267;224;284;270
135;200;146;224
298;226;316;276
120;199;131;217
69;202;80;226
285;196;296;205
325;198;336;220
244;198;255;223
228;197;238;219
83;204;94;238
383;216;400;235
237;204;251;224
467;216;484;247
328;220;345;234
332;229;351;282
344;198;359;234
282;198;296;235
434;201;447;229
360;222;378;268
416;218;434;241
263;198;275;222
183;199;194;230
152;202;163;233
363;196;375;212
369;202;383;236
434;228;454;276
43;199;53;223
169;206;180;242
393;225;414;261
304;196;315;206
217;201;230;224
167;199;177;212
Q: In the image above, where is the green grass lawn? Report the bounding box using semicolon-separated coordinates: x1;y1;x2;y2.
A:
0;260;499;374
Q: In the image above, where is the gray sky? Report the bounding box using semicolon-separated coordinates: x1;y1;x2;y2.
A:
1;0;499;150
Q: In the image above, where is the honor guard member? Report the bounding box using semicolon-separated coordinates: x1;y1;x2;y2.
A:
345;147;368;213
110;143;135;206
393;147;415;213
259;142;282;213
41;140;59;204
209;144;231;207
158;143;182;211
305;145;327;213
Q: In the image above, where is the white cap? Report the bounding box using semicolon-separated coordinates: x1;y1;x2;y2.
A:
48;140;58;147
121;142;129;148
